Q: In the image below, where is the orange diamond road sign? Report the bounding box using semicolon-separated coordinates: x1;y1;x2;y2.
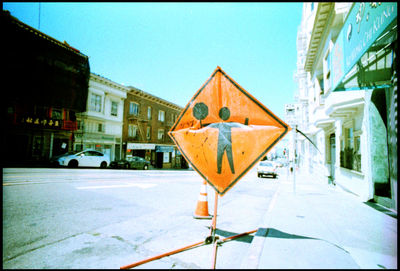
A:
168;66;291;195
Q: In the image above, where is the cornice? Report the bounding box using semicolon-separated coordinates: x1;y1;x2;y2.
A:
127;86;183;111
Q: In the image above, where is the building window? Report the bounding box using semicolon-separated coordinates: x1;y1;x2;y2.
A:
340;126;361;172
77;120;84;131
90;94;102;112
354;134;361;172
146;126;151;140
75;144;83;152
111;101;118;116
158;129;164;140
52;108;63;119
98;123;104;133
158;110;165;122
129;102;139;116
147;106;152;120
128;124;138;138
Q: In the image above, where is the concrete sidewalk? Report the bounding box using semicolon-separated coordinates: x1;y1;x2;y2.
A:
241;169;397;269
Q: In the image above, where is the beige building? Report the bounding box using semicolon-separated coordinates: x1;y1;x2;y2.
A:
294;3;397;210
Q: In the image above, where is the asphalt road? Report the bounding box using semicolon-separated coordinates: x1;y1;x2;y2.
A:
3;166;284;269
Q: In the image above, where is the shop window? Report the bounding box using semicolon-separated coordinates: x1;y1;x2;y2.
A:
340;126;362;172
111;101;118;116
75;144;83;152
129;102;139;116
90;93;102;112
32;136;42;156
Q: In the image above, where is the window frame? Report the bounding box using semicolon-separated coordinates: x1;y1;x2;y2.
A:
146;126;151;140
129;102;139;116
90;93;102;113
157;128;164;140
128;124;138;138
111;101;118;116
158;110;165;122
147;106;152;120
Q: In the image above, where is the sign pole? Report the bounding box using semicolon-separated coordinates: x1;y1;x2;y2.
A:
211;190;219;269
293;126;297;194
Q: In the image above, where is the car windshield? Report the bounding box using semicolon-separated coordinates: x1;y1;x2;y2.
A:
60;151;81;156
260;161;273;167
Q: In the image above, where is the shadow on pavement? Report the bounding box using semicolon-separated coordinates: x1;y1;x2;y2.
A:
363;201;397;219
258;228;350;254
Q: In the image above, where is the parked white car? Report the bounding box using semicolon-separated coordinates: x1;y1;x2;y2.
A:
50;149;110;168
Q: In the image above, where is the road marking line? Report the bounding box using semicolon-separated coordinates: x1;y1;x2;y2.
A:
76;183;156;189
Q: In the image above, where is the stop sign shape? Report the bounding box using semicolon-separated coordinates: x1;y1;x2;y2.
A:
169;67;291;195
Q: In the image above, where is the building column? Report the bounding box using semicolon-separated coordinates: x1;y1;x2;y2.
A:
49;132;54;159
334;119;342;174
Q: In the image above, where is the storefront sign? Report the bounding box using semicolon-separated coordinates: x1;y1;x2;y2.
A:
19;116;62;129
127;143;156;150
331;2;397;91
155;145;174;152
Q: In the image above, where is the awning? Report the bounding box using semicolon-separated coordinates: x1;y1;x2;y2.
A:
156;145;174;152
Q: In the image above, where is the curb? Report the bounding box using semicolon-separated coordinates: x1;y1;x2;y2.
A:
240;185;281;269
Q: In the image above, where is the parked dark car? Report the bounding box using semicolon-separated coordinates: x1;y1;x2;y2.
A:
110;156;151;170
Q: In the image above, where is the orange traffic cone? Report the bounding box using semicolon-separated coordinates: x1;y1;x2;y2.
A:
193;180;213;219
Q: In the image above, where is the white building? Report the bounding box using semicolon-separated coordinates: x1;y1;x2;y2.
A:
75;73;129;161
295;3;397;210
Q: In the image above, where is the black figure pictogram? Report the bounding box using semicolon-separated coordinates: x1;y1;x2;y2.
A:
193;103;248;174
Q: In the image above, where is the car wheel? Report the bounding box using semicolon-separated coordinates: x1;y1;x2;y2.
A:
68;160;78;168
143;164;149;170
100;161;107;169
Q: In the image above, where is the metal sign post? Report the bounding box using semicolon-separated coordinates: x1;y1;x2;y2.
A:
293;125;297;194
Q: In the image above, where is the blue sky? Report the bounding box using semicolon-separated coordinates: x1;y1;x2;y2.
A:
3;2;303;119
